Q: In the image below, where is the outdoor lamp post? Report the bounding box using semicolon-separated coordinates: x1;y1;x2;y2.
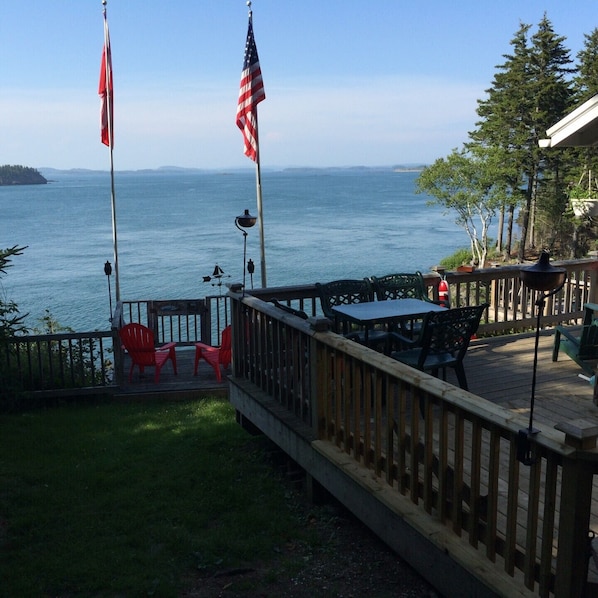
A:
235;210;257;295
104;260;113;322
517;250;566;465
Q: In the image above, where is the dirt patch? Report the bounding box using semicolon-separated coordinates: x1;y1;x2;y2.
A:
181;498;441;598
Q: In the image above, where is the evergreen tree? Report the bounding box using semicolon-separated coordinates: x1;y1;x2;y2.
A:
470;23;533;260
562;28;598;257
527;16;574;253
470;16;573;261
572;28;598;103
0;245;28;339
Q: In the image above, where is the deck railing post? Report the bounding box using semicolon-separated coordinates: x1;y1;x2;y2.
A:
590;266;598;306
554;420;598;597
307;317;330;438
308;333;320;437
110;310;125;386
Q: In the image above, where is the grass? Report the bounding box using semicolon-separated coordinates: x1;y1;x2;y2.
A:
0;398;312;597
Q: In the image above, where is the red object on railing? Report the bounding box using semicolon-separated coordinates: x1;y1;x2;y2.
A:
438;278;450;308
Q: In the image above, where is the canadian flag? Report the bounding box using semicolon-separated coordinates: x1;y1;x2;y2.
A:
98;21;113;147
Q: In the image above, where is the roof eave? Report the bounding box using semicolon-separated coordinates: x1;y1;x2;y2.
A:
540;95;598;148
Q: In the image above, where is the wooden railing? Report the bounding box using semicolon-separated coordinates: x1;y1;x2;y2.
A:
0;330;116;401
229;260;598;597
118;294;231;346
247;258;598;335
3;258;598;408
0;294;231;401
111;257;598;347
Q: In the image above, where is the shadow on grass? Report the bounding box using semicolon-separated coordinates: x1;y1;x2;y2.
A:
0;398;312;596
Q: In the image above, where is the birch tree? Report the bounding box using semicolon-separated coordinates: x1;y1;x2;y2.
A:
416;148;505;267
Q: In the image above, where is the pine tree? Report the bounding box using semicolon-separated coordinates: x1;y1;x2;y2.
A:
470;23;534;260
470;15;573;261
572;28;598;103
527;15;574;253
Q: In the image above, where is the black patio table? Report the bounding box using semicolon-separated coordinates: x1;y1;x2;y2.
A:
331;298;445;346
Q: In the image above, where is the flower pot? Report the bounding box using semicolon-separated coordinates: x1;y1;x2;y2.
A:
571;198;598;217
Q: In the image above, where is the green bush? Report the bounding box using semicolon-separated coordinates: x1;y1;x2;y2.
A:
439;247;473;270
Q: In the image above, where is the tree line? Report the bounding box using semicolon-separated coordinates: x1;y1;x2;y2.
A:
417;14;598;266
0;165;47;186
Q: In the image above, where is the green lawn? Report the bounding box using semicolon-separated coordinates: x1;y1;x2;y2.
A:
0;398;310;596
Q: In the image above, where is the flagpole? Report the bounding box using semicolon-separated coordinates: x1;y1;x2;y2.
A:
241;1;266;288
254;114;267;288
102;0;120;302
247;0;268;289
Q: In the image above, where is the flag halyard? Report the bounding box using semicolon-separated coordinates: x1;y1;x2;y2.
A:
236;17;265;161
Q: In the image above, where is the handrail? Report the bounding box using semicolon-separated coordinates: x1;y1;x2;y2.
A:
118;295;231;346
230;288;598;597
3;257;598;414
0;330;117;401
248;258;598;335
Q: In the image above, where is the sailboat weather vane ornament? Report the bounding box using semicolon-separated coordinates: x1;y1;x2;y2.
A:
203;265;230;296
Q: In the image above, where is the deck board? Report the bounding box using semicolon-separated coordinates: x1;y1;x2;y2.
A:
465;330;598;424
115;346;229;398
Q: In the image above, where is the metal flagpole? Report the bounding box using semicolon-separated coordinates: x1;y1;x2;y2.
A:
237;1;267;288
102;0;120;302
254;112;267;288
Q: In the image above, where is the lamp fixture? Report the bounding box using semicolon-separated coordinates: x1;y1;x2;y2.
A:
103;260;113;322
247;258;255;290
235;210;257;295
517;250;566;465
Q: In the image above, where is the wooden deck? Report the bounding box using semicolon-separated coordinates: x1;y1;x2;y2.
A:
115;346;229;399
116;330;598;508
464;328;598;427
116;328;598;592
115;328;598;426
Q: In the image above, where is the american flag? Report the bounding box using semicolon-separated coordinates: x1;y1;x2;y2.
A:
236;17;265;162
98;14;113;147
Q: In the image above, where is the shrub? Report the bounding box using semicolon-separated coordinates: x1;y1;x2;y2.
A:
439;247;473;270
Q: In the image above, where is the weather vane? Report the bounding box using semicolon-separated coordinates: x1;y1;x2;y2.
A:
203;264;230;295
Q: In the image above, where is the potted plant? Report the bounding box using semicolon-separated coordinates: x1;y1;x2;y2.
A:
569;169;598;217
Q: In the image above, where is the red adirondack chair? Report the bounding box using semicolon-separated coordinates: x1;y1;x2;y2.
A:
193;325;232;381
119;323;177;383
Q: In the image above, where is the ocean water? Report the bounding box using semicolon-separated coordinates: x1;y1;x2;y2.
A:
0;169;482;332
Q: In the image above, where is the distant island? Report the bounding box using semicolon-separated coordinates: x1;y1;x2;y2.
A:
0;165;47;186
38;164;428;177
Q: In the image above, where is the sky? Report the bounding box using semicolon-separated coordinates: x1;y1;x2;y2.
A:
1;1;598;171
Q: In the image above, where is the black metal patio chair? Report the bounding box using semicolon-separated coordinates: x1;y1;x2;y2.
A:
371;271;439;337
390;304;488;391
316;278;390;351
371;271;434;302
